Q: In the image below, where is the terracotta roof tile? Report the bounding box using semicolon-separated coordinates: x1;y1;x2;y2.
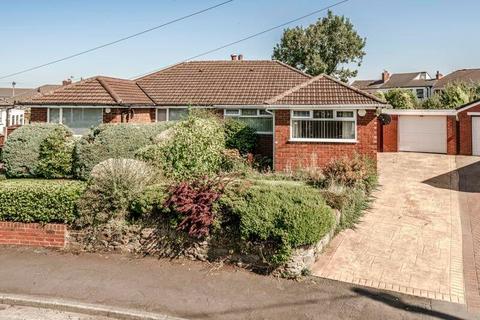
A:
25;76;153;105
135;60;311;105
266;74;386;106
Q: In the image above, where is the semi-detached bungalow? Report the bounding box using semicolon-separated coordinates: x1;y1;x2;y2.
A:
19;58;387;171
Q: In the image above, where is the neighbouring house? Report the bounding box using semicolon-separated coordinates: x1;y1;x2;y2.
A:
433;68;480;93
351;70;440;100
0;84;61;136
19;56;387;171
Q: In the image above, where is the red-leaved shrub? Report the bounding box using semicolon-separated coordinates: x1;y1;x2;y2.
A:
164;176;227;238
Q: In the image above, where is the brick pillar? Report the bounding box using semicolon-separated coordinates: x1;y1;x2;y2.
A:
446;115;457;155
382;115;398;152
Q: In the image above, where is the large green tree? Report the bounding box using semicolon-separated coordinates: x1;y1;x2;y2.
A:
272;10;366;81
376;89;419;109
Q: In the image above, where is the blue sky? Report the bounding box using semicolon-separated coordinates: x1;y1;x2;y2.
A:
1;0;479;87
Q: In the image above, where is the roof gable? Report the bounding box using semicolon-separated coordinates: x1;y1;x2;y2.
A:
135;60;310;105
266;74;386;106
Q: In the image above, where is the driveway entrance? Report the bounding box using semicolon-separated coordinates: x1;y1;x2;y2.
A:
312;153;465;303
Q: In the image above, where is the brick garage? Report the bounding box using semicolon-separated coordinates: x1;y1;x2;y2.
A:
0;222;66;248
457;100;480;156
274;109;378;171
379;110;458;155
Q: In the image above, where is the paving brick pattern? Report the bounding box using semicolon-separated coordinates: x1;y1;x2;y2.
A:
313;153;466;303
456;156;480;311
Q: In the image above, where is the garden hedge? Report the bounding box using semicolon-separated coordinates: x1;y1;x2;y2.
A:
0;179;86;223
73;123;171;180
2;123;73;178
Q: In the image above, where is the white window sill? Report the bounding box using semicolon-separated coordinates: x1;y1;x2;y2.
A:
288;138;358;143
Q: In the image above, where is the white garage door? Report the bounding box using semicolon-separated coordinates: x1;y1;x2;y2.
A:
398;115;447;154
473;117;480;156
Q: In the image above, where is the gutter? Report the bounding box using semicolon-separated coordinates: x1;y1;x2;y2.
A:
382;109;457;116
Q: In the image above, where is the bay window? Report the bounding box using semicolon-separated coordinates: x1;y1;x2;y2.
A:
48;107;103;135
224;108;273;134
291;109;357;142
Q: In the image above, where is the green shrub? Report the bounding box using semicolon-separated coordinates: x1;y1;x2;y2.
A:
376;89;418;109
2;123;73;178
321;183;370;230
76;158;159;227
221;180;334;264
73;123;171;180
0;179;85;223
36;126;75;178
137;112;225;180
129;184;169;222
224;118;257;156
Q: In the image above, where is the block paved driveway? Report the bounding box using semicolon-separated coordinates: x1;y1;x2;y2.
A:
313;153;466;304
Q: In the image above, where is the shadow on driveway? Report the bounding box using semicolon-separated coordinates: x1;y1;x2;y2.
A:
352;288;468;320
422;159;480;193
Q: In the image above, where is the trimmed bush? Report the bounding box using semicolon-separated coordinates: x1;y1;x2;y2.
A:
36;126;75;178
322;155;376;189
73;123;171;180
224;118;257;156
76;158;159;227
0;179;85;223
2;123;73;178
221;180;335;264
137;112;225;180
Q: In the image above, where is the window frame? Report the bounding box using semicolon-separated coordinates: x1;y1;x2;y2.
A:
223;108;273;135
155;107;190;122
47;107;104;136
290;109;358;143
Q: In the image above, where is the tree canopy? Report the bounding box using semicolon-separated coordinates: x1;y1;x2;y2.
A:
272;10;366;82
376;89;419;109
421;82;480;109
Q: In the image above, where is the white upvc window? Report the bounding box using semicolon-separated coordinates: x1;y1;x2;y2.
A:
155;107;189;122
47;107;103;135
290;109;357;143
223;108;273;134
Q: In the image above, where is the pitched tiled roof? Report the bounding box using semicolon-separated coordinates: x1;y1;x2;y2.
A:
434;68;480;90
135;60;310;105
352;72;436;90
266;74;386;106
24;76;153;105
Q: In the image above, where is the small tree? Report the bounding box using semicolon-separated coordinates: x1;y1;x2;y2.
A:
422;82;478;109
272;10;366;81
377;89;418;109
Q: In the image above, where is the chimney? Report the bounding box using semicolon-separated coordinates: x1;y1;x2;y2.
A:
238;54;243;61
382;70;390;82
436;71;443;80
62;79;72;86
230;54;238;61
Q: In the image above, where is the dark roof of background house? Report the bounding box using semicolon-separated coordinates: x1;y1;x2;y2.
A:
24;77;153;105
135;60;311;105
266;74;386;106
352;72;436;90
434;68;480;90
0;85;62;106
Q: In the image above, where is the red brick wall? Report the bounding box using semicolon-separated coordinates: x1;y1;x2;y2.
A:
458;104;480;155
103;108;155;123
0;222;66;248
381;115;398;152
447;115;457;155
30;107;47;122
274;109;377;171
